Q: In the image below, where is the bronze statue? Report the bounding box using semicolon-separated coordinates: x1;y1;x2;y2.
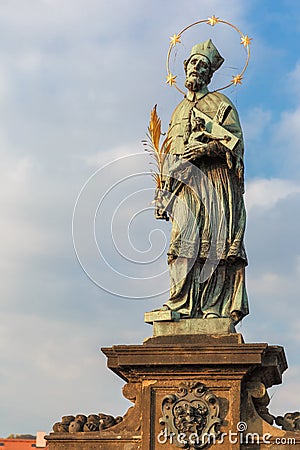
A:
154;39;249;324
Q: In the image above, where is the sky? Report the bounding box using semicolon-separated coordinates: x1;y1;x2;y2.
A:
1;0;300;437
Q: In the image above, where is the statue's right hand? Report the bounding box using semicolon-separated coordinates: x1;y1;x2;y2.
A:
155;207;169;221
154;189;169;221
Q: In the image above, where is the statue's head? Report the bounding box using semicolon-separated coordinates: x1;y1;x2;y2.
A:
195;117;205;128
184;39;224;92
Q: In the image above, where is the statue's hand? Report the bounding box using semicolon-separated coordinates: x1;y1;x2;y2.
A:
206;140;224;156
154;188;170;221
183;142;208;161
155;207;169;221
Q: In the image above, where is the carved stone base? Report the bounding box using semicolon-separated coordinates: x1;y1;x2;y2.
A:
46;325;300;449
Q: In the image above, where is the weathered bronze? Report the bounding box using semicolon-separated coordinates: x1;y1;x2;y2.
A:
153;39;249;324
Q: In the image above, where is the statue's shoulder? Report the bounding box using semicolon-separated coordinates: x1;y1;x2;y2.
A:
171;97;189;113
208;91;236;110
169;98;190;124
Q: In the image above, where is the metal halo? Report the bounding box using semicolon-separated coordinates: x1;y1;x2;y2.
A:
166;16;252;94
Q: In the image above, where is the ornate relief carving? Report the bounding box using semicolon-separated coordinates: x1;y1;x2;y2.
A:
53;415;75;432
276;412;300;431
52;413;123;433
69;414;87;432
159;381;221;448
243;381;275;425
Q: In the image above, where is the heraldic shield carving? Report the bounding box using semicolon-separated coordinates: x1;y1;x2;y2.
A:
159;381;221;449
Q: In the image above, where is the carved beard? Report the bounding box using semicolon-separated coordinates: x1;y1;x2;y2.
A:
185;73;208;92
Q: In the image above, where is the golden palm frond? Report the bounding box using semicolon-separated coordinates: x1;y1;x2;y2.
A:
143;105;172;189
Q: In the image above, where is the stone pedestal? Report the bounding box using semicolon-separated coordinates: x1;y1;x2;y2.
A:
46;320;300;449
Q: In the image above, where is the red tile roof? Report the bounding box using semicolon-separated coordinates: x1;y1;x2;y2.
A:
0;438;47;449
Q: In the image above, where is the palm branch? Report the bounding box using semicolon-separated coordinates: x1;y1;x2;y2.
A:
142;105;172;189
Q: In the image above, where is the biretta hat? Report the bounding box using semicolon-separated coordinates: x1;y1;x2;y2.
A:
189;39;224;73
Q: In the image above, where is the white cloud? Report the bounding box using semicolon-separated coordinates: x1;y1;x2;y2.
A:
245;178;300;211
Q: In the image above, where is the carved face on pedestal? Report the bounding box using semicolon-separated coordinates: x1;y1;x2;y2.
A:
184;54;212;92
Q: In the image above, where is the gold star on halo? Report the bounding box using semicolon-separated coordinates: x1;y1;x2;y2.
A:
170;34;181;46
207;15;220;26
166;73;177;86
240;35;252;47
232;74;243;85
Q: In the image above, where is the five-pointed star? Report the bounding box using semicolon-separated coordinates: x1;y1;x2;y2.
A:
207;15;219;26
166;73;177;86
240;35;252;47
170;34;181;46
232;74;243;85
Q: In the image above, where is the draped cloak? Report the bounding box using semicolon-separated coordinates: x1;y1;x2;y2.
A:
163;90;249;320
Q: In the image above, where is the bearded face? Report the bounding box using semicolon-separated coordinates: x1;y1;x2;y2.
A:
184;55;212;92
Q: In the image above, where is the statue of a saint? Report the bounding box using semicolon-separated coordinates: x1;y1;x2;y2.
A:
155;39;249;324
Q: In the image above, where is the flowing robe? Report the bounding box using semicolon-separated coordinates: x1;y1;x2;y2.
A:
163;90;249;320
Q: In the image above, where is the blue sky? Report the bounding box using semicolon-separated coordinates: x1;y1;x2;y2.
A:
1;0;300;437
